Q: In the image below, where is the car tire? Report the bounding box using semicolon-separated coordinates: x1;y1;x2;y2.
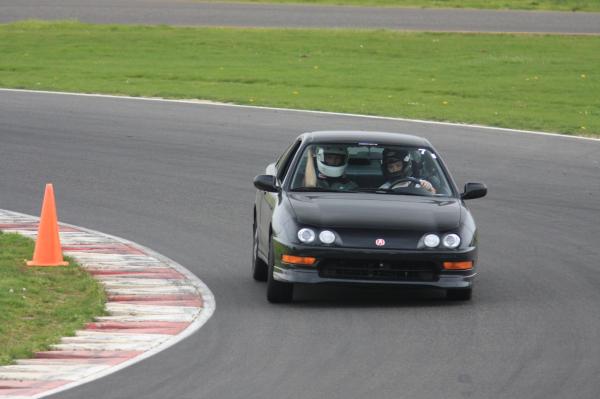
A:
252;222;268;281
446;287;472;301
266;238;293;303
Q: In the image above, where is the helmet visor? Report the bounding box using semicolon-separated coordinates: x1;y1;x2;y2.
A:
384;156;403;166
322;153;347;166
385;157;405;174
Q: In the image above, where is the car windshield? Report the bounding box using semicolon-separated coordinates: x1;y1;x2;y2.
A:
289;143;453;197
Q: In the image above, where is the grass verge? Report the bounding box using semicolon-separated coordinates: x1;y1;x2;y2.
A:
0;232;106;366
202;0;600;12
0;21;598;136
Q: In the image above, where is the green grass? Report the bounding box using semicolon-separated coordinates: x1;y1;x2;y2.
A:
0;232;106;365
0;21;599;136
203;0;600;12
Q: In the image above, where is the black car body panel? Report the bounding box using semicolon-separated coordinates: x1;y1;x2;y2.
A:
253;131;485;298
288;193;461;232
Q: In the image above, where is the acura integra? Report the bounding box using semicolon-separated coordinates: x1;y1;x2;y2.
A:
252;131;486;303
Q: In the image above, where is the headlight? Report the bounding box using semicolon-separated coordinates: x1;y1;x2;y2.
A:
423;234;440;248
319;230;336;244
297;228;316;243
442;234;461;249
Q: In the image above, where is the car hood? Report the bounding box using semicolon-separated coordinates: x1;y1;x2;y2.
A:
287;193;461;232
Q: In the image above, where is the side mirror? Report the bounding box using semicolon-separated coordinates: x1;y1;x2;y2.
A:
254;175;279;193
461;182;487;200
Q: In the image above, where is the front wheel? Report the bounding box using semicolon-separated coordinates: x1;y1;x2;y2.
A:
252;222;268;281
446;287;472;301
266;239;293;303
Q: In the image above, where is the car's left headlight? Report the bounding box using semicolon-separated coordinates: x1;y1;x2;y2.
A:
423;234;440;248
442;234;461;249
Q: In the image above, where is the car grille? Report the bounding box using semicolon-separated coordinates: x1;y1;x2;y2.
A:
318;259;438;282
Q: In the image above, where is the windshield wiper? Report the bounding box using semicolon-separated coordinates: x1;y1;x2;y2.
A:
356;188;384;193
359;187;431;196
292;187;352;193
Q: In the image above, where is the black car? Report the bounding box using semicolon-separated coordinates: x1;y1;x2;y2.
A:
252;131;486;303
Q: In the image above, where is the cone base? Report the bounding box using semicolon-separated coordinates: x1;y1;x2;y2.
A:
27;260;69;267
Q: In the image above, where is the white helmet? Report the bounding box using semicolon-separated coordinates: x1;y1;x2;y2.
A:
316;145;348;178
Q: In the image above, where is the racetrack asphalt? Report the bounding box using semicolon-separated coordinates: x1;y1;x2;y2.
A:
0;90;599;398
1;0;600;34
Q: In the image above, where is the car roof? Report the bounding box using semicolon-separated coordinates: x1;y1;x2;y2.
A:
299;131;433;147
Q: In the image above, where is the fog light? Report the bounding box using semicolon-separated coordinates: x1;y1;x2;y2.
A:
443;261;473;270
282;254;317;265
297;228;315;243
423;234;440;248
442;234;461;249
319;230;336;244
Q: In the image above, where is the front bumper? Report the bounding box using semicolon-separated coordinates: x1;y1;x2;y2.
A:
272;240;477;289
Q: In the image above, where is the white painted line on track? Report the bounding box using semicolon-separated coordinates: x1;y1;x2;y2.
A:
0;209;216;399
1;87;598;142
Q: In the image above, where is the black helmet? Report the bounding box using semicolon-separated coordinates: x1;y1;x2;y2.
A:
381;148;411;179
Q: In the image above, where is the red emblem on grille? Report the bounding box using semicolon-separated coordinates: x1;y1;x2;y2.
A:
375;239;386;247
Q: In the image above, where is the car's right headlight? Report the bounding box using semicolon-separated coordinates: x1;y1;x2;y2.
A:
318;230;336;245
297;228;316;243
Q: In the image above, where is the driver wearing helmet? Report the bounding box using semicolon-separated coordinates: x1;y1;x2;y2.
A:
380;148;436;194
314;145;358;191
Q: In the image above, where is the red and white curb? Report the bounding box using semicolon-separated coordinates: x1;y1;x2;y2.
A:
0;210;215;399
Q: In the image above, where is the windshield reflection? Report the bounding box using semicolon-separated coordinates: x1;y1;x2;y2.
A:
289;144;452;197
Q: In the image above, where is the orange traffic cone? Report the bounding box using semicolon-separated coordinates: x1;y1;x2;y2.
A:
27;184;69;267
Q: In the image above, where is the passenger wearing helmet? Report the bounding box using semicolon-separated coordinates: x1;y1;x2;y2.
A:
380;148;436;194
314;145;358;191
